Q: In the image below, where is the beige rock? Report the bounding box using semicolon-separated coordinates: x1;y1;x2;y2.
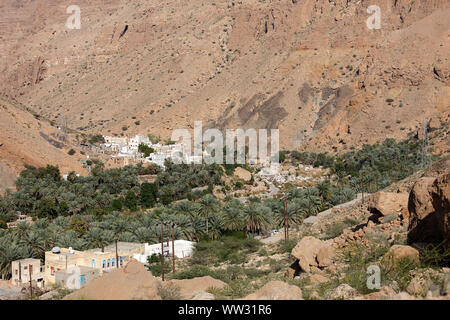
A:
64;259;161;300
317;245;335;267
368;192;409;223
234;167;252;182
243;281;303;300
384;245;420;268
408;170;450;249
291;236;333;272
169;276;227;299
308;274;329;284
326;284;357;300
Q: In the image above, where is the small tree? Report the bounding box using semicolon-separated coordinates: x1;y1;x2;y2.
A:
138;144;155;157
124;191;137;211
111;198;123;211
140;183;157;207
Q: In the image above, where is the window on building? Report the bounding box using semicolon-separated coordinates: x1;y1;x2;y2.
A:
120;256;123;266
107;259;110;268
50;267;55;276
102;260;106;268
15;269;18;275
91;259;96;268
111;258;115;267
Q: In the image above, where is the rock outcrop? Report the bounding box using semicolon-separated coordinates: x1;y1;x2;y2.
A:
243;281;302;300
383;245;420;269
234;167;252;182
290;236;335;273
408;169;450;248
368;192;409;223
64;259;161;300
167;276;226;299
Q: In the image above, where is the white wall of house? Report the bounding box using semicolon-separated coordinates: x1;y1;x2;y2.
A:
133;240;195;263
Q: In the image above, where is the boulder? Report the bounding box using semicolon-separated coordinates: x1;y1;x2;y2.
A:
317;245;335;267
243;281;303;300
368;192;409;223
169;276;226;299
408;171;450;248
308;274;329;284
383;245;419;269
291;236;334;272
326;284;357;300
234;167;252;182
64;259;161;300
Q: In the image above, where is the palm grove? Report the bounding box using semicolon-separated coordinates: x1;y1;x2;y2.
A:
0;136;432;279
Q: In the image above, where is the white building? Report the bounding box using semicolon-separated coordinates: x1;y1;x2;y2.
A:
133;240;195;263
145;152;170;168
129;134;151;150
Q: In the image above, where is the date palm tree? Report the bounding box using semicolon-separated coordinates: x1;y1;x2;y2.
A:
222;200;244;231
197;194;219;238
242;204;271;238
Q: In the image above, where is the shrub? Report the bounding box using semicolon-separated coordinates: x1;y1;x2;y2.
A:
68;149;76;156
157;283;181;300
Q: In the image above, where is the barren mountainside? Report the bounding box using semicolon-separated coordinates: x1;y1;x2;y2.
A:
0;0;449;189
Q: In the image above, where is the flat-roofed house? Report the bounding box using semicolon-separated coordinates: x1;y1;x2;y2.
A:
44;242;145;287
11;258;44;288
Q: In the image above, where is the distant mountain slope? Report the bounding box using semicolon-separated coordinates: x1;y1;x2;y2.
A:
0;95;86;193
0;0;448;155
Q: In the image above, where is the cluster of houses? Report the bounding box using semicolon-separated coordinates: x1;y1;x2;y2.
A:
100;134;203;168
10;240;195;290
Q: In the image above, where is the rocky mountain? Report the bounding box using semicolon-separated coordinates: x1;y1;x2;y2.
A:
0;0;449;188
0;95;86;192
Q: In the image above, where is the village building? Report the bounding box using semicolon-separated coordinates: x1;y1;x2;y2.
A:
44;242;145;287
55;266;100;289
7;214;33;229
133;240;195;263
11;258;45;288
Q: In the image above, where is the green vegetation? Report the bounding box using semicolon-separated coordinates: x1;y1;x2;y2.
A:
290;137;437;194
0;136;438;283
138;143;155;157
88;134;105;145
157;282;181;300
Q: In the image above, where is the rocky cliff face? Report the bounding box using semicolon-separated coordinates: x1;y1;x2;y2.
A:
0;0;448;173
408;165;450;249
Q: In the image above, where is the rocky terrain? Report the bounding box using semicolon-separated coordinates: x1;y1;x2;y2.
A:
0;1;448;181
0;95;86;192
32;156;447;301
0;0;448;301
